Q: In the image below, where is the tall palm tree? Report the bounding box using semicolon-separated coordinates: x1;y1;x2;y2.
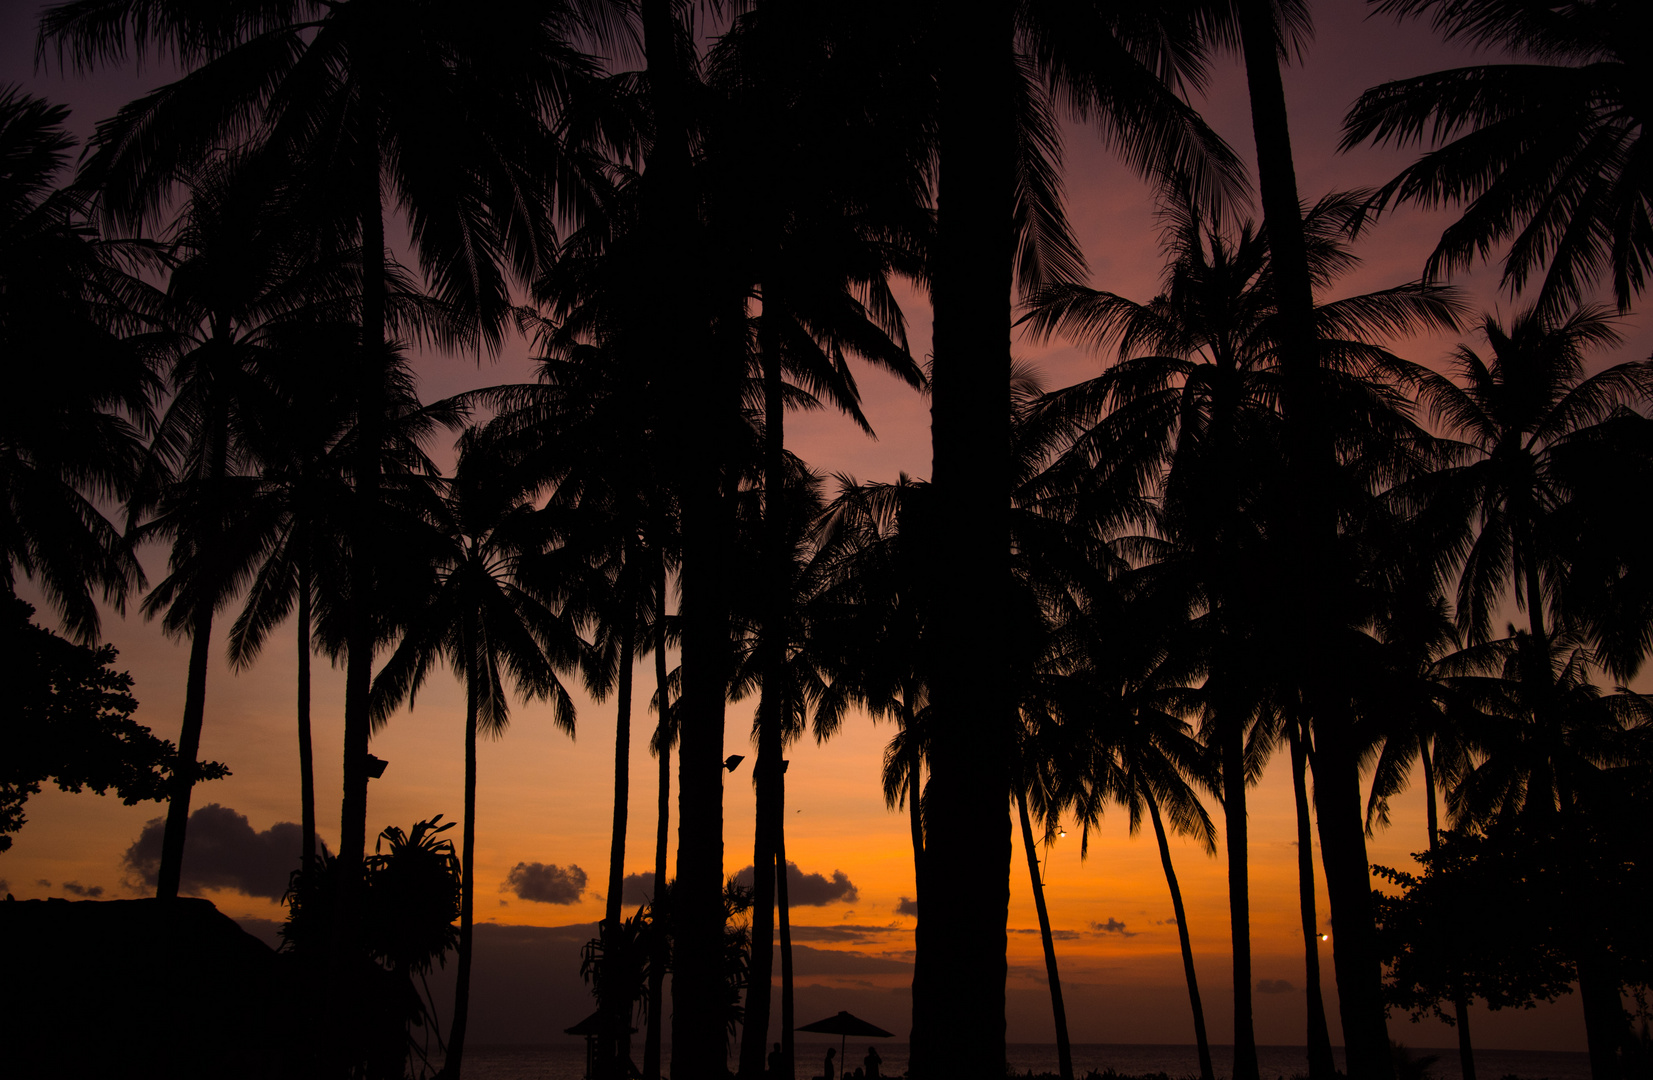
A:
919;5;1247;1068
0;86;152;641
1049;606;1220;1080
369;433;587;1080
1344;0;1653;317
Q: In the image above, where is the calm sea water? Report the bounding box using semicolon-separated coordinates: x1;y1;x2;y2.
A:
457;1042;1594;1080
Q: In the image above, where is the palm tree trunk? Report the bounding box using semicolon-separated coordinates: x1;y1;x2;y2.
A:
1311;747;1392;1080
1222;712;1261;1080
604;572;637;1079
1575;942;1627;1080
298;555;316;871
741;304;787;1080
339;96;387;960
1290;718;1337;1080
157;603;214;898
447;653;480;1079
1016;788;1072;1080
645;578;671;1080
1422;744;1475;1080
920;3;1016;1074
1233;2;1391;1072
639;0;735;1067
777;788;796;1080
1145;794;1214;1080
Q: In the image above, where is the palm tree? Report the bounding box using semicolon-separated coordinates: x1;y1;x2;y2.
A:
1361;585;1479;1080
369;433;587;1080
1407;306;1651;654
1027;185;1458;1080
1207;2;1404;1070
1026;523;1219;1080
0;86;152;641
643;552;676;1080
40;0;601;916
919;4;1248;1067
1343;0;1653;317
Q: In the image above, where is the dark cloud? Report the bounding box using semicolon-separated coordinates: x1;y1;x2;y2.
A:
1156;916;1179;926
731;861;858;906
62;881;103;897
621;872;656;905
895;897;917;916
1257;978;1295;995
36;879;51;887
122;805;303;900
786;924;898;944
1089;918;1137;937
504;862;586;905
1052;929;1082;941
787;944;912;976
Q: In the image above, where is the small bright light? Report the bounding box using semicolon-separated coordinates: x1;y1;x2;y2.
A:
1319;933;1329;941
1058;828;1066;838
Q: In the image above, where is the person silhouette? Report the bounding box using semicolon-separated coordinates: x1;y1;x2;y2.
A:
864;1045;881;1079
769;1043;783;1078
822;1046;837;1080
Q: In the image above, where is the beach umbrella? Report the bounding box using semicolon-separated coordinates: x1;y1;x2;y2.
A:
796;1010;894;1073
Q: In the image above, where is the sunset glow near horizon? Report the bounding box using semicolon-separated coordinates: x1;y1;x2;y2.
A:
3;1;1646;1054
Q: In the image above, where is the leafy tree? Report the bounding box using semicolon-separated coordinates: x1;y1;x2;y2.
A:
1374;829;1576;1033
2;594;226;853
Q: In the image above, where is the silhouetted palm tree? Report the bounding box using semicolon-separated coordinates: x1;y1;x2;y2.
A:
920;4;1248;1065
370;433;586;1080
1344;0;1653;316
1407;307;1651;653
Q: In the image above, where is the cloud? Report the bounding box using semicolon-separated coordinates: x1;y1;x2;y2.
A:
731;861;858;906
787;944;912;976
895;897;917;916
122;804;304;900
1089;918;1137;937
621;872;656;905
36;879;51;887
504;862;586;905
1257;978;1295;995
1008;927;1079;941
0;878;8;894
62;881;104;897
1156;916;1179;926
786;924;899;945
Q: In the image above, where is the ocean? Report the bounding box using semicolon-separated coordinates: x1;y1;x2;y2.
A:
457;1042;1596;1080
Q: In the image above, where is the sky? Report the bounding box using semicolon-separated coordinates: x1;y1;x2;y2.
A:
4;0;1648;1055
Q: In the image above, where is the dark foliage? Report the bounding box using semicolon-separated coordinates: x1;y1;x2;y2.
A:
1;594;227;852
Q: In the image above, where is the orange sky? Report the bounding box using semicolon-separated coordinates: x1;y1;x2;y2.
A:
5;0;1649;1054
